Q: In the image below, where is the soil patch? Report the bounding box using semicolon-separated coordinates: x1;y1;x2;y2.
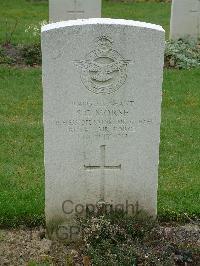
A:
0;223;199;265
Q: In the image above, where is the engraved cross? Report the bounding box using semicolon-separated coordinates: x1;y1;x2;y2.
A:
84;145;121;201
67;0;84;19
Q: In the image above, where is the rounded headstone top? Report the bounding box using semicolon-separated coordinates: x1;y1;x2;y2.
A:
42;18;165;33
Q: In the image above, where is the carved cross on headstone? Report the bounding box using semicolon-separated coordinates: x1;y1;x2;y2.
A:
84;145;121;201
190;0;200;35
67;0;84;19
190;0;200;15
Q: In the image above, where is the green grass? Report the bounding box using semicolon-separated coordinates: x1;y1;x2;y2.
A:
0;1;199;226
158;69;200;221
0;0;171;45
0;67;44;226
0;67;199;227
103;1;171;37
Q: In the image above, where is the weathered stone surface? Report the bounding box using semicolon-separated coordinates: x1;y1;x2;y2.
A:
49;0;101;22
170;0;200;40
42;18;165;240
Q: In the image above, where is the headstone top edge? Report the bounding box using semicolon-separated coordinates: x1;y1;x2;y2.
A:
42;18;165;33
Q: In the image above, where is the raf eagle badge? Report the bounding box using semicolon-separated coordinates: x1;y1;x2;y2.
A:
75;36;130;94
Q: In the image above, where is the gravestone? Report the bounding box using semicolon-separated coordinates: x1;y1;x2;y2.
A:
49;0;101;22
42;18;165;240
170;0;200;39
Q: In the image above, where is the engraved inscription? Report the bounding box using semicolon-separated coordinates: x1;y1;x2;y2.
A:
75;36;130;94
55;99;153;140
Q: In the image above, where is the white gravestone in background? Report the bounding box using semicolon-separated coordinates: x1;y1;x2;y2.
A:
42;18;165;240
49;0;101;22
170;0;200;39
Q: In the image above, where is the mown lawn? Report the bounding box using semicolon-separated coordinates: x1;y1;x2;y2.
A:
159;69;200;221
0;67;199;227
0;67;44;226
0;1;199;227
0;0;171;44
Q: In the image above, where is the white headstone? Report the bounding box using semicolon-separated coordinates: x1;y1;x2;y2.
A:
49;0;101;22
42;18;165;240
170;0;200;39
